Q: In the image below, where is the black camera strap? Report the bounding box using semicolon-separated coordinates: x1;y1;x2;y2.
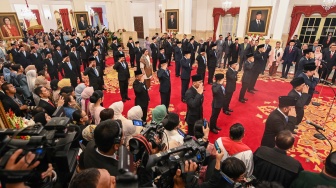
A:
0;169;32;183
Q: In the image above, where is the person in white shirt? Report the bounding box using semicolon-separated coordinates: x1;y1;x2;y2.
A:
162;112;184;149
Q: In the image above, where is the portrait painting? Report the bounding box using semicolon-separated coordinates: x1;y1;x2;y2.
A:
246;7;272;35
74;11;90;31
165;9;179;31
0;12;24;40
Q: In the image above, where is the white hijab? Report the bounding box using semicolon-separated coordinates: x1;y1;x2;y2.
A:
26;70;37;92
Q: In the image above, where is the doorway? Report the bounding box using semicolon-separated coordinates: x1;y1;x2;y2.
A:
133;17;144;39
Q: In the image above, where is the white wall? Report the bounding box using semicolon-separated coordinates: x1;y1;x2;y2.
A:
131;3;150;38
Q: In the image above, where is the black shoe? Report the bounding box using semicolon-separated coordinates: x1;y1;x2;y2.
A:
126;97;131;100
215;126;222;130
122;99;126;102
176;75;180;77
252;89;258;91
243;98;248;101
314;91;319;94
208;82;213;85
239;99;246;103
247;90;255;94
182;99;186;103
228;109;233;112
224;111;231;115
211;129;218;134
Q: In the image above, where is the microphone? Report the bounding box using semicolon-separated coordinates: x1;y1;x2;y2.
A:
306;120;325;131
320;79;333;85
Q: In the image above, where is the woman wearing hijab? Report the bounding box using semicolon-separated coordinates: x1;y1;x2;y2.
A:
127;105;144;135
75;83;86;106
81;86;94;122
140;48;153;89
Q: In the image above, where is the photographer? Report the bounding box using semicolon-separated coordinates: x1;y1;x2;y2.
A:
162;112;184;149
69;168;116;188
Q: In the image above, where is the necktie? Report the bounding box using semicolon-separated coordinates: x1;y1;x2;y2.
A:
94;68;99;76
83;46;86;52
23;51;26;56
331;52;334;58
166;70;169;76
169;42;171;46
228;41;231;45
35;53;37;58
275;49;277;59
143;84;146;90
236;44;238;51
163;54;165;59
214;51;217;57
221;85;225;94
257;20;260;27
50;58;53;65
202;56;206;65
48;100;55;107
289;47;292;53
58;51;62;56
285;116;288;123
68;62;72;70
244;43;246;50
96;56;99;63
74;52;77;58
122;62;126;69
131;43;134;48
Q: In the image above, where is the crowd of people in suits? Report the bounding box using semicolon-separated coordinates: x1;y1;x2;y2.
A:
0;25;335;188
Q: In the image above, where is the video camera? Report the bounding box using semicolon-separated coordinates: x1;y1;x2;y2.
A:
0;117;79;187
145;135;209;188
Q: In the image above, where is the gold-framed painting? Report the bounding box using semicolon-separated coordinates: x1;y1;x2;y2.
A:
0;101;10;129
74;11;90;32
246;6;272;36
0;12;24;40
165;9;179;31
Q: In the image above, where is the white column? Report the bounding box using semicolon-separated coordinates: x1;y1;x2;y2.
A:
273;0;290;40
105;1;115;31
178;0;184;34
0;0;12;12
236;0;250;37
71;0;86;11
195;0;207;31
123;1;134;31
183;0;192;34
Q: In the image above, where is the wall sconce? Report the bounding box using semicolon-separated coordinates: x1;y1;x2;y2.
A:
158;4;163;18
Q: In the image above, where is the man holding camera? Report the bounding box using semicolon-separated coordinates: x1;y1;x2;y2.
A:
185;74;204;136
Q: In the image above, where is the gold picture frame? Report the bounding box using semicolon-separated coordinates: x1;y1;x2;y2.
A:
246;6;272;36
165;9;179;32
74;11;90;32
0;12;24;40
0;101;11;129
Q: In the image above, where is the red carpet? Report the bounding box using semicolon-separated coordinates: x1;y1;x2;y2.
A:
102;58;336;172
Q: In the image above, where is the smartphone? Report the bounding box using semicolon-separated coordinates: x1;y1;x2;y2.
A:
132;120;143;126
214;140;221;153
203;119;207;128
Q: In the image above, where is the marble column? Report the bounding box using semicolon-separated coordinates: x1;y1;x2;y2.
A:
0;0;12;12
236;0;250;37
273;0;290;40
183;0;192;34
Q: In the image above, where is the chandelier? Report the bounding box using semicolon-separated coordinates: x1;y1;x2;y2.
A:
322;0;336;11
222;0;232;11
21;0;36;20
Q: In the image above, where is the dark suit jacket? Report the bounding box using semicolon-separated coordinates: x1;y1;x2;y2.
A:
38;99;56;116
180;57;191;80
207;50;217;68
44;58;58;76
297;73;319;96
157;68;171;93
185;87;203;125
69;51;81;66
83;67;103;90
134;47;142;61
127;42;135;55
70;38;81;47
295;49;303;65
113;61;130;81
295;57;314;77
174;46;183;62
252;51;265;73
241;61;254;83
196;54;207;75
225;68;238;93
197;43;206;54
261;109;296;148
205;41;214;53
239;43;252;57
288;89;309;124
182;38;189;53
282;46;298;65
29;53;44;72
164;42;173;55
60;61;79;80
322;50;336;69
17;51;31;68
78;46;89;60
133;80;149;107
211;83;225;108
223;40;233;54
150;43;159;58
230;43;240;59
111;42;119;52
53;40;65;50
158;53;166;62
10;48;19;63
168;19;177;29
1;94;25;117
249;20;265;32
53;50;65;64
322;37;333;49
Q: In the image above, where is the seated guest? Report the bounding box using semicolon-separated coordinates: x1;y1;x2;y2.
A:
290;151;336;187
35;75;50;89
81;124;97;146
100;108;114;122
261;96;297;148
110;101;135;146
1;83;27;117
50;79;60;103
78;119;122;176
69;168;116;188
81;86;94;122
75;83;86;105
162;112;184;149
254;130;303;187
33;112;51;126
127;105;144;135
72;109;89;132
34;86;64;116
60;86;75;97
62;93;78;119
214;123;254;176
89;90;105;125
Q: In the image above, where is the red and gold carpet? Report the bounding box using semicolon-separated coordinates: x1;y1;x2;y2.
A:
102;58;336;172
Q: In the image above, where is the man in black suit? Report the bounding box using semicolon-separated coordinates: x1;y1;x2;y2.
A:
298;63;319;105
288;77;309;126
239;37;252;71
209;74;225;134
92;49;104;76
188;38;196;65
85;36;94;55
239;53;254;103
249;11;265;33
294;44;308;76
114;45;124;64
9;43;19;63
181;51;192;102
196;48;207;83
207;44;217;85
59;54;79;88
110;37;119;53
174;41;183;77
281;40;298;79
133;41;141;70
17;45;31;69
223;61;238;115
70;34;81;47
167;13;177;29
181;34;189;54
53;45;64;70
185;74;204;136
158;48;166;71
262;39;272;74
150;37;159;72
34;86;64;116
44;52;58;80
85;27;93;38
261;96;297;148
223;36;233;68
205;37;214;54
113;53;130;102
292;35;302;49
52;35;65;51
41;43;51;59
248;44;265;93
78;40;89;69
133;70;150;122
64;40;72;55
29;46;44;72
84;57;104;91
322;33;334;50
157;59;171;111
294;48;314;78
69;45;82;82
1;83;27;117
164;37;174;66
322;44;336;82
127;37;135;68
230;38;240;63
78;15;88;30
